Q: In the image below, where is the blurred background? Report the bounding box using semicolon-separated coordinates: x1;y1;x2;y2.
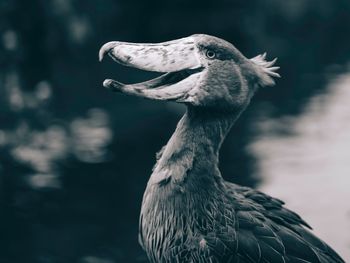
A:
1;0;350;262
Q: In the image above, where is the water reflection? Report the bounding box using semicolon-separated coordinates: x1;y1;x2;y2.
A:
4;71;52;111
1;107;112;189
70;108;112;163
248;70;350;261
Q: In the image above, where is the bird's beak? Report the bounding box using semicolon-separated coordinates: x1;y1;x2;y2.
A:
99;36;203;102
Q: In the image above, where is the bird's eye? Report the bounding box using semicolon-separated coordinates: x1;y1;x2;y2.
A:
206;50;216;59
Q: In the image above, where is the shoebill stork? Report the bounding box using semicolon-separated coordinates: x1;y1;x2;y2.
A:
99;34;344;263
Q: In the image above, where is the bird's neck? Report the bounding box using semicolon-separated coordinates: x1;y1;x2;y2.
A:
149;106;243;188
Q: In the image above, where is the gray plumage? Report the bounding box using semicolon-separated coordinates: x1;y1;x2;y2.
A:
99;34;345;263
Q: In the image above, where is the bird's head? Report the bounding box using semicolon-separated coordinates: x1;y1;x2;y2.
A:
99;34;280;112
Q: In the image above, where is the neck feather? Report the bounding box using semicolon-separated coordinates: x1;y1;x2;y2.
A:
149;106;243;187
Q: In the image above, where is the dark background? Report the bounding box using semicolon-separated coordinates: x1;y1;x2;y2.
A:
1;0;350;262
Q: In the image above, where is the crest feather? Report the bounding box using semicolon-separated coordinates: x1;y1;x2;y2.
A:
250;53;280;86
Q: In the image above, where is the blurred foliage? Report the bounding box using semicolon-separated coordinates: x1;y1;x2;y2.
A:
0;0;350;262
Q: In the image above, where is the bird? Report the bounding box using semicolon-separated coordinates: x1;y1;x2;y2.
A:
99;34;345;263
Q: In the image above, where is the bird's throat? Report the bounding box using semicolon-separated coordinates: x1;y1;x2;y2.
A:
149;107;242;188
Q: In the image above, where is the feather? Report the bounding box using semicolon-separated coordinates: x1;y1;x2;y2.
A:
286;256;312;263
277;226;320;262
259;239;286;263
237;230;262;262
250;53;281;86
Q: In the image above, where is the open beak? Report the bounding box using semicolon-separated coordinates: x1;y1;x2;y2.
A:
99;36;203;102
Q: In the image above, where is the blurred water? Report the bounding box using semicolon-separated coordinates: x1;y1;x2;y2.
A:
0;107;112;189
248;70;350;261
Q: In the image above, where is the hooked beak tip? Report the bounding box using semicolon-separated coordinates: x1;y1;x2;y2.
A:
98;46;106;62
99;49;105;62
99;41;118;62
